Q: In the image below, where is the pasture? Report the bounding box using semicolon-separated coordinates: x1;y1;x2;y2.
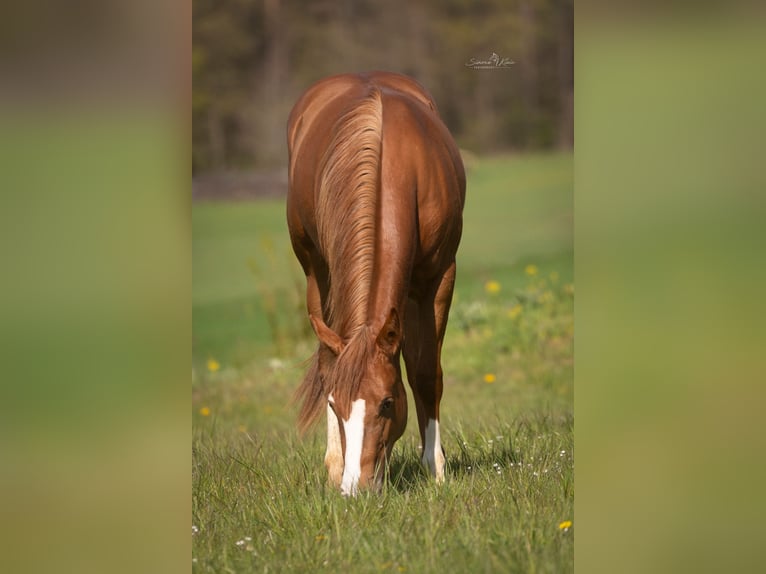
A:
192;153;573;573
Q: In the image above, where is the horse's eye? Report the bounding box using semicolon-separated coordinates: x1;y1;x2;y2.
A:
379;397;394;416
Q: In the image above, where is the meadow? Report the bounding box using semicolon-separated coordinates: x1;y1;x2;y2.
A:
192;153;574;573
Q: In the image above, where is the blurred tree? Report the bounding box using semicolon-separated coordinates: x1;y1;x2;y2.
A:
192;0;573;172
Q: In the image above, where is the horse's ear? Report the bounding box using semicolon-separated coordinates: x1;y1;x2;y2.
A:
310;314;344;355
376;308;401;355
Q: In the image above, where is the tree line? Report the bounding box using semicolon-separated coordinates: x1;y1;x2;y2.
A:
193;0;573;172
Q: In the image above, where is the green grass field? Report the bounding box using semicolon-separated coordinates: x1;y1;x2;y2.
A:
192;153;573;573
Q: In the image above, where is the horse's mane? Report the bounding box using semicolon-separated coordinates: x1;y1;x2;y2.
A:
296;327;377;431
295;86;383;430
316;87;382;336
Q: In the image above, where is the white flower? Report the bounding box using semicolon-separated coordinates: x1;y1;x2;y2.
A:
192;525;199;535
269;358;285;371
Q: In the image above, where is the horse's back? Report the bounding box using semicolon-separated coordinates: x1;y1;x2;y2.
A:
287;72;464;278
287;72;436;143
287;72;439;176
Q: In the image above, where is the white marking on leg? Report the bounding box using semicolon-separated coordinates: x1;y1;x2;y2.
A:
422;418;446;483
324;400;343;486
340;398;366;496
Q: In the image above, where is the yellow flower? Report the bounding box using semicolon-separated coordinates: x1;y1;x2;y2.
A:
564;283;574;296
207;358;220;372
315;535;326;541
199;406;211;417
483;373;496;384
558;520;573;531
238;424;247;433
484;280;501;294
525;264;538;276
549;271;559;282
507;304;522;319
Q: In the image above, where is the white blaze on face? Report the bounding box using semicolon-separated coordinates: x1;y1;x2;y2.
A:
340;398;366;496
422;418;446;483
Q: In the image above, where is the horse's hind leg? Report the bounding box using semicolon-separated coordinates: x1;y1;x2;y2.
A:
403;262;456;482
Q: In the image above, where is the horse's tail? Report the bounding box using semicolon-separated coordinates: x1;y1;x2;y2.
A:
315;87;382;334
295;87;383;433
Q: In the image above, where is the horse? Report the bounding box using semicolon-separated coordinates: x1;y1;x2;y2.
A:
286;71;465;495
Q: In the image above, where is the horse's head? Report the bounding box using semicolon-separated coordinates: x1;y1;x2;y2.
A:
310;308;408;495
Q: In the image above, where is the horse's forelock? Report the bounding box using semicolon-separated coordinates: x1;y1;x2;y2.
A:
326;327;377;420
295;327;378;430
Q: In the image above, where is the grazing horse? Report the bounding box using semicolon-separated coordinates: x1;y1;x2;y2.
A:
287;71;465;495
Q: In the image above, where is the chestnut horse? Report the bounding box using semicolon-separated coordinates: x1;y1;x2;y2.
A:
287;72;465;495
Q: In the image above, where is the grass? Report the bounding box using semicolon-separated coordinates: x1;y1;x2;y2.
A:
192;152;573;573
